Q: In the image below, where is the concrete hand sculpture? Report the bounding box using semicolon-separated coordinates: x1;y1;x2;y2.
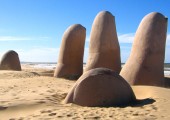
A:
85;11;121;73
64;68;136;107
54;24;86;80
0;50;21;71
120;12;168;86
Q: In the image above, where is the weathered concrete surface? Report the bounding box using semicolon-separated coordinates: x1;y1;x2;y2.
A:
0;50;21;71
120;12;168;86
85;11;121;73
64;68;136;107
54;24;86;79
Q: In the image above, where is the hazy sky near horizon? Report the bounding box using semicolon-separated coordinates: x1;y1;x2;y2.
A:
0;0;170;63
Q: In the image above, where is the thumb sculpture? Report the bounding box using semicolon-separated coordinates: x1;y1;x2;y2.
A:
64;68;136;107
0;50;21;71
54;24;86;80
120;12;168;86
84;11;121;73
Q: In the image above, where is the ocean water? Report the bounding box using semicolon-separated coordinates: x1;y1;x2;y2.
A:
164;68;170;76
21;62;56;70
33;63;56;70
21;62;170;76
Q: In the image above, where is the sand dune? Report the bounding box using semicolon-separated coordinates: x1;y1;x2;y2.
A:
0;64;170;120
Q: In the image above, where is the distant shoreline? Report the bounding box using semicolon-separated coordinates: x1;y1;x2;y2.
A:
20;62;170;75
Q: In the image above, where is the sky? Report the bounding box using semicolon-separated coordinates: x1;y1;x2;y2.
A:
0;0;169;63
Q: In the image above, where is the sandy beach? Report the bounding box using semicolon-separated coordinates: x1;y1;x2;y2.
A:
0;64;170;120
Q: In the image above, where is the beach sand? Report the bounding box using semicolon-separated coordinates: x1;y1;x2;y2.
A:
0;64;170;120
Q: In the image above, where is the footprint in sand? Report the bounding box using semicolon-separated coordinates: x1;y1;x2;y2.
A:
11;93;17;96
14;97;20;100
8;86;14;89
39;93;44;95
31;90;36;93
66;114;72;117
0;101;8;104
48;113;56;116
36;101;46;104
9;118;15;120
57;115;63;118
46;89;55;93
0;106;8;110
72;117;80;119
40;109;52;113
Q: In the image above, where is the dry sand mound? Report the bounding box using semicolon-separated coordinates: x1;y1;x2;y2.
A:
0;70;40;79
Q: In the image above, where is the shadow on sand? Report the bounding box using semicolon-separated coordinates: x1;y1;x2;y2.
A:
131;98;156;107
164;77;170;88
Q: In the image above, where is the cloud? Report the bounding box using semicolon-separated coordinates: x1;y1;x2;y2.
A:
118;33;170;63
86;33;135;43
83;47;89;62
0;53;3;60
165;33;170;63
17;47;90;63
0;36;50;41
17;47;60;62
118;33;170;45
118;33;135;43
0;47;60;62
85;35;90;42
1;33;169;63
166;33;170;46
